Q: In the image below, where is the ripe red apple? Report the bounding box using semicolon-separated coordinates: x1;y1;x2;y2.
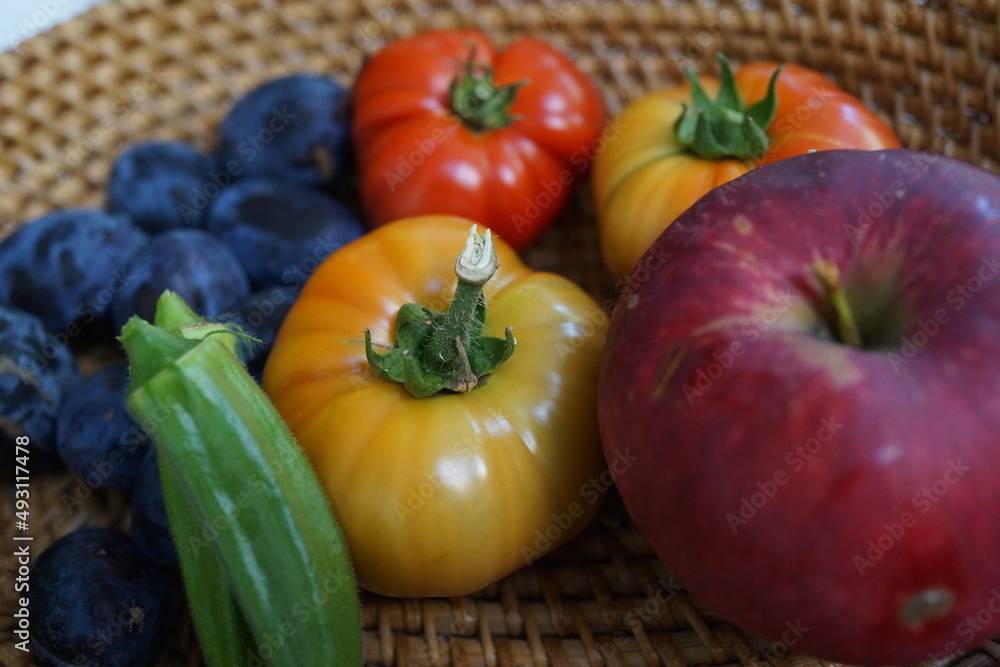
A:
598;149;1000;665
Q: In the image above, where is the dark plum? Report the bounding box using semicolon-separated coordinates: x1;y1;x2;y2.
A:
218;284;299;380
215;74;351;188
30;527;171;667
56;360;150;492
110;228;250;332
106;140;218;233
0;305;79;468
205;178;364;289
131;447;177;570
0;209;148;341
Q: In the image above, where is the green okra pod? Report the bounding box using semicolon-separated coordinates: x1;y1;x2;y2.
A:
119;291;362;667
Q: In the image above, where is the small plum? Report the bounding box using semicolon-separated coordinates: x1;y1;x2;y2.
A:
106;140;217;233
217;284;299;380
206;178;364;289
0;304;79;468
0;209;148;341
110;228;250;332
30;527;171;667
215;74;351;188
130;447;177;570
56;360;150;492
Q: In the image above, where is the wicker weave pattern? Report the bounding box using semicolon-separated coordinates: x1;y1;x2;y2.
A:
1;1;999;665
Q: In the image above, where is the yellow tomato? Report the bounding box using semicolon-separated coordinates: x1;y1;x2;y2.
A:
262;216;607;597
593;58;901;279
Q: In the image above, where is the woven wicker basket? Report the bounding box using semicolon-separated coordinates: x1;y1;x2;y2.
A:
1;0;998;665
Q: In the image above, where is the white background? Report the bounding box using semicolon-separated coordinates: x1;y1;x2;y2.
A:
1;0;108;52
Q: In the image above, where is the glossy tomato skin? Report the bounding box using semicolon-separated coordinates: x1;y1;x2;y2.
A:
592;62;901;279
261;216;607;597
351;30;606;251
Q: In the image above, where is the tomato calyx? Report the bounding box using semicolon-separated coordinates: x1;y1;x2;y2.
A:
675;53;782;161
813;259;863;348
449;45;526;132
365;226;516;397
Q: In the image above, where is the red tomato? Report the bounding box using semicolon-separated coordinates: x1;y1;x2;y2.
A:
351;29;606;250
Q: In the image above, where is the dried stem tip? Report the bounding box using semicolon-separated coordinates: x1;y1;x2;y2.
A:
456;226;499;285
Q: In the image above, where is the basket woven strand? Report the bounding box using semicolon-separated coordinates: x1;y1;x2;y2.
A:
1;0;998;666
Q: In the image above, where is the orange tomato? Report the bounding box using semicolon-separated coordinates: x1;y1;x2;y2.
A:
592;57;902;279
261;216;608;597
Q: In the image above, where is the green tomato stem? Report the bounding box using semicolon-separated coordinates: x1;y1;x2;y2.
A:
425;228;498;373
674;52;783;161
365;226;516;397
450;44;526;132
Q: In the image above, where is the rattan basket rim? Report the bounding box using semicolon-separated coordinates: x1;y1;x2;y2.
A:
1;1;999;666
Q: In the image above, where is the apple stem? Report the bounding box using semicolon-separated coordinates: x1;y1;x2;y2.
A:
813;259;863;348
